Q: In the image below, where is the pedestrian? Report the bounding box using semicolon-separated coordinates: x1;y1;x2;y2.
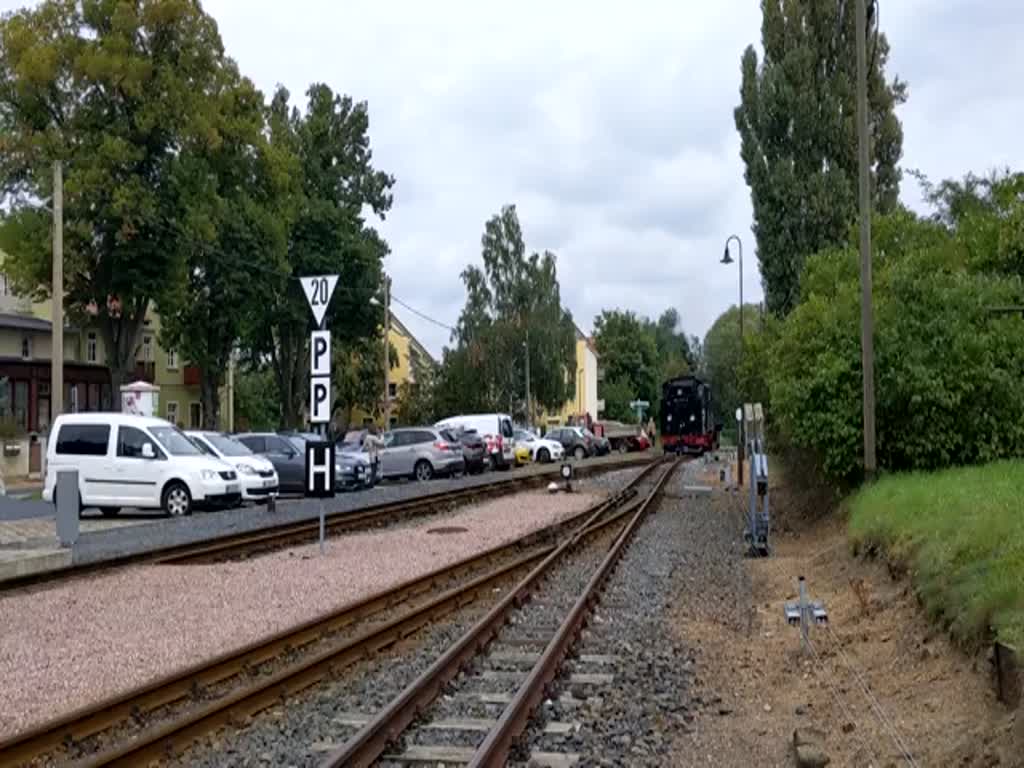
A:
646;416;656;444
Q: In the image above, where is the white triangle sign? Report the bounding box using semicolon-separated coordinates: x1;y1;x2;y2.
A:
300;275;339;327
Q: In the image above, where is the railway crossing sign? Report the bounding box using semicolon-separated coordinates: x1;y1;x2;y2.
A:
300;275;339;327
305;441;336;498
629;400;650;421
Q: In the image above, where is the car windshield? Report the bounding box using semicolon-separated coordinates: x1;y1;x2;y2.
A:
207;434;253;457
151;426;204;456
286;435;306;452
515;430;534;441
189;436;216;456
338;440;364;453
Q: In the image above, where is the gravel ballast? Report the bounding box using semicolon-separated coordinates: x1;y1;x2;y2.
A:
0;489;607;741
514;459;752;767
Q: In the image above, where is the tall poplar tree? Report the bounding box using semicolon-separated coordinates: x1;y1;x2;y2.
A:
735;0;907;316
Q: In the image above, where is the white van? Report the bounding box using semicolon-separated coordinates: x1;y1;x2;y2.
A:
435;413;515;469
43;413;242;517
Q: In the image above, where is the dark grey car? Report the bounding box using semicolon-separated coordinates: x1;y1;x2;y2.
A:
235;432;306;493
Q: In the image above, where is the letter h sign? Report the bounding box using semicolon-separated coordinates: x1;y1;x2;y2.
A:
305;441;336;498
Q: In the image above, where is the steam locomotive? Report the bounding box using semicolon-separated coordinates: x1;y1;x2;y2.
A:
660;375;720;455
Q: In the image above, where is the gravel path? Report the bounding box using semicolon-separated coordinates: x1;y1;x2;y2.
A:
0;489;605;741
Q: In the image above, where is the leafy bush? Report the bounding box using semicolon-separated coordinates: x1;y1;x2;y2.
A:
768;213;1024;484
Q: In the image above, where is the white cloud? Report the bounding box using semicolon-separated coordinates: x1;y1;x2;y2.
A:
3;0;1021;358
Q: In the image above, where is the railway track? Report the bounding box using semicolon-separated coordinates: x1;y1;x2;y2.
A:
0;458;667;768
321;457;680;767
1;455;650;593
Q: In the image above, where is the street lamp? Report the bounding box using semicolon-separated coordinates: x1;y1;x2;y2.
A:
722;234;744;485
721;235;744;339
369;275;391;428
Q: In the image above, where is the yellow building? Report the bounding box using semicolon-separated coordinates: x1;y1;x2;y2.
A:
540;325;600;430
350;310;435;429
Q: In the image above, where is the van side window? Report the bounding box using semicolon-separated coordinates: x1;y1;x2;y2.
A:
500;419;514;438
55;424;110;456
117;426;155;458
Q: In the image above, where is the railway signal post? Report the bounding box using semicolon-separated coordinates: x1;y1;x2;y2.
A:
301;274;340;553
742;403;771;557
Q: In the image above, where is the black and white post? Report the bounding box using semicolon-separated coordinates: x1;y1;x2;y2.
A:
301;274;340;554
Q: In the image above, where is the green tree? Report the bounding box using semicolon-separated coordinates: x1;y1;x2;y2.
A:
735;0;906;316
702;304;763;428
234;366;280;432
592;310;660;420
331;337;397;429
157;67;293;429
769;210;1024;485
247;85;394;428
451;205;576;419
0;0;234;392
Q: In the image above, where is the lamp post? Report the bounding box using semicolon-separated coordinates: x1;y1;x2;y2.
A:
722;234;744;485
369;275;391;428
523;332;531;430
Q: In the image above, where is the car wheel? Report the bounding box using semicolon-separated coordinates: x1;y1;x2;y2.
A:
414;460;434;481
162;482;193;517
574;446;585;461
100;507;121;517
537;448;550;463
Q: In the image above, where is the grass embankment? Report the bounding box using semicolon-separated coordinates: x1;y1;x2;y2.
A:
849;460;1024;650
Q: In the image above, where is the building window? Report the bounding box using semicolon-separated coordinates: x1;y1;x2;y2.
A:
86;332;98;363
166;348;178;370
167;401;179;426
189;402;202;429
388;382;398;398
69;384;79;414
20;336;31;360
142;335;153;362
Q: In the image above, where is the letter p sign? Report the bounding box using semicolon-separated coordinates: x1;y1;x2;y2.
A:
310;330;331;424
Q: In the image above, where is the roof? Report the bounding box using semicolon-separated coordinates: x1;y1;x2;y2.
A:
0;313;52;332
53;412;172;427
390;311;437;366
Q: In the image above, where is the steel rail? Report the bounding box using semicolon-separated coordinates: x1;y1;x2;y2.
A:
321;458;678;768
1;454;651;592
469;459;678;766
0;458;664;767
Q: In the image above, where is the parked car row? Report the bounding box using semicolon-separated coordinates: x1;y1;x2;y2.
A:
42;410;643;519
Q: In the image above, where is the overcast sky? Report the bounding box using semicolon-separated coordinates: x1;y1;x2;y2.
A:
4;1;1022;358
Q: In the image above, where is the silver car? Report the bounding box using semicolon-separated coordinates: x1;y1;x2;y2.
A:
381;427;465;481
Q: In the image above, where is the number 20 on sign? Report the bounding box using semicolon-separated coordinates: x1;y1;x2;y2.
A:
300;275;339;328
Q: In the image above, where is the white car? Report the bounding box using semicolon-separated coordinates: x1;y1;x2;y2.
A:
186;430;280;501
513;429;564;463
43;413;242;517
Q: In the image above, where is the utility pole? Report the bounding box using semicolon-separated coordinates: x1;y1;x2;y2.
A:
52;161;64;420
382;275;391;429
856;0;877;478
524;330;531;429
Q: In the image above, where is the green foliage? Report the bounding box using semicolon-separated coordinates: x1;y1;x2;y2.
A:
735;0;906;316
245;84;394;427
768;210;1024;484
331;337;397;428
234;366;280;432
0;0;234;391
701;304;764;427
447;205;576;419
592;310;659;421
849;461;1024;649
